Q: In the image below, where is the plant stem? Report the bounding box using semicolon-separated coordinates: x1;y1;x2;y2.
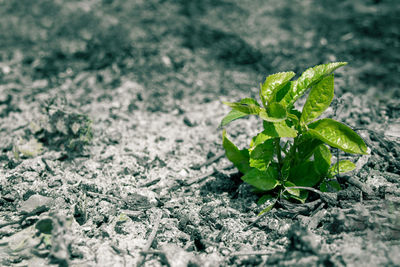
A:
284;186;323;196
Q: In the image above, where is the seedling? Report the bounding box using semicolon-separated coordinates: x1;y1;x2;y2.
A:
221;62;367;214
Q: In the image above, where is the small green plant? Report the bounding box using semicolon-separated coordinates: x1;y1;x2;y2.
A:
221;62;368;214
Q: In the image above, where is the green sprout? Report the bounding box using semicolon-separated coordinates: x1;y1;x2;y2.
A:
221;62;368;214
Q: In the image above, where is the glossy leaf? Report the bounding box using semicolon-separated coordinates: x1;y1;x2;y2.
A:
275;81;292;102
314;144;331;176
260;72;295;105
240;98;260;105
222;130;251;174
259;109;286;122
241;167;279;191
289;161;322;187
223;98;261;115
221;109;248;127
249;139;275;171
308;118;368;154
266;102;287;121
250;132;273;148
249;158;269;171
281;62;347;107
263;121;297;138
301;74;334;124
329;160;356;176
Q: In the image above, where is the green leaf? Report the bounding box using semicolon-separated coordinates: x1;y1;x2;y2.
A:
281;62;347;107
240;98;260;105
289;109;302;120
307;118;368;154
289;161;322;187
241;167;279;191
263;121;297;138
301;74;335;124
249;139;275;171
223;98;261;115
320;180;341;192
314;144;331;176
297;135;323;161
221;109;248;127
260;72;295;105
286;109;301;129
284;181;300;197
329;160;356;176
275;81;292;102
259;102;287;122
259;109;285;122
268;103;287;119
249;158;268;171
222;130;251;174
281;158;291;180
250;132;273;148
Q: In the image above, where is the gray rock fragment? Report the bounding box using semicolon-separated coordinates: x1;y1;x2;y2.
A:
19;194;52;214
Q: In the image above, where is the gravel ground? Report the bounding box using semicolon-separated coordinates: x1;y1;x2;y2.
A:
1;0;399;266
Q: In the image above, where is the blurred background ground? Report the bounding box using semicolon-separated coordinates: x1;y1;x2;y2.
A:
0;0;399;266
1;0;399;100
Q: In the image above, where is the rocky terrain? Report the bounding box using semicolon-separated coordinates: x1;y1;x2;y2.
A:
0;0;399;266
